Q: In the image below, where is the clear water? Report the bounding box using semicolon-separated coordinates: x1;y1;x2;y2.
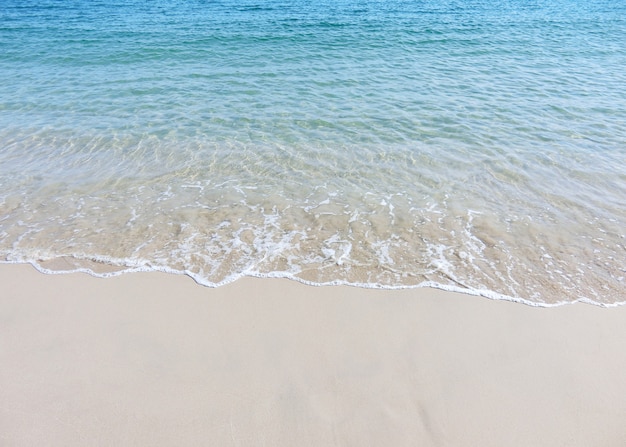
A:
1;0;625;305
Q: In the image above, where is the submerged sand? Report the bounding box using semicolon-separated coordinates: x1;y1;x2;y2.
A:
1;263;625;446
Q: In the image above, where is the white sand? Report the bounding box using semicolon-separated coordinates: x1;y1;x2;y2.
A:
1;263;625;446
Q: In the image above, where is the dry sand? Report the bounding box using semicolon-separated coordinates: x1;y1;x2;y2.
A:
1;263;625;446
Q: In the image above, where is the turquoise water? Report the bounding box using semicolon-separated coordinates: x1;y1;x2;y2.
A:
1;0;625;305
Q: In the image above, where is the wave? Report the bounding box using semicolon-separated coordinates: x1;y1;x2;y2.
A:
3;256;624;309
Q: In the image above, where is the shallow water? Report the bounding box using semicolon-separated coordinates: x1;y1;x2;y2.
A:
1;0;625;305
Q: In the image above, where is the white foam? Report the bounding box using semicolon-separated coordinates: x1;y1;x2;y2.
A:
3;257;624;308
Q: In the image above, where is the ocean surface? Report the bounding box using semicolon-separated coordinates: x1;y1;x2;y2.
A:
1;0;625;306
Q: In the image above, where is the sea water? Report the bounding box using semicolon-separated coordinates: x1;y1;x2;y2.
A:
1;0;625;305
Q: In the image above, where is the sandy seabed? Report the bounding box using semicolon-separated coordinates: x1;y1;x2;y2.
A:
1;263;625;446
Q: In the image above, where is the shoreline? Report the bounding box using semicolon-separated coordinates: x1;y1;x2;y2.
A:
5;260;623;308
1;263;626;446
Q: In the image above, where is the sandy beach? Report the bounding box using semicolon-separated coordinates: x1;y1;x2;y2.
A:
3;2;625;445
1;263;625;446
